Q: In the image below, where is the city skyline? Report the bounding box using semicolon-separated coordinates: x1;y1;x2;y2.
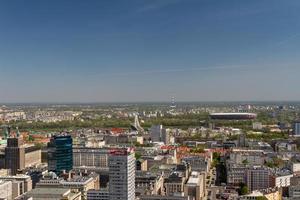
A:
1;0;300;102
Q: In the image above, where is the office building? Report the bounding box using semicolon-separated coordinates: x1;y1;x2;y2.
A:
5;136;25;175
48;134;73;174
108;148;135;200
246;168;270;192
87;189;109;200
293;121;300;136
150;125;163;143
73;147;108;170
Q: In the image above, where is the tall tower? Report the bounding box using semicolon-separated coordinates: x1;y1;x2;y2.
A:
5;134;25;175
170;96;176;108
47;134;73;174
108;148;135;200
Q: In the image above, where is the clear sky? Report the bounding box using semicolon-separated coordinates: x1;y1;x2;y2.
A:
0;0;300;103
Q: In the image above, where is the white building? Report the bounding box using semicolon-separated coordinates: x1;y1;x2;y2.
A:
0;180;12;200
108;148;135;200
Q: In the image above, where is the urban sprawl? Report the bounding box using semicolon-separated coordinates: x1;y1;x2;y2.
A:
0;102;300;200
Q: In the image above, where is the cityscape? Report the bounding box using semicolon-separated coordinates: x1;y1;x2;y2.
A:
1;1;300;200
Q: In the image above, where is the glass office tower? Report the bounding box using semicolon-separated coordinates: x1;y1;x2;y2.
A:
48;134;73;174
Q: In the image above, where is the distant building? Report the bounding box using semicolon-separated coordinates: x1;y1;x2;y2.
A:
293;121;300;136
253;122;263;130
210;113;257;120
5;137;25;175
150;125;163;142
48;134;73;174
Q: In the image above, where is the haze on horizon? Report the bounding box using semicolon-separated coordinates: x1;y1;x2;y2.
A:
0;0;300;103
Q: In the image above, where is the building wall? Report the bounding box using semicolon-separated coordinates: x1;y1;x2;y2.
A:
293;122;300;136
25;149;42;167
0;181;12;200
246;168;270;192
73;148;108;169
108;150;135;200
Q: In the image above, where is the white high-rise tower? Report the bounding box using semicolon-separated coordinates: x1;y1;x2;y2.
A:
108;148;135;200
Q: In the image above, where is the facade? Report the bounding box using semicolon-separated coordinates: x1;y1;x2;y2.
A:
293;121;300;136
25;146;42;168
289;185;300;199
182;156;210;173
16;188;81;200
184;171;205;200
140;196;189;200
135;171;164;196
87;189;109;200
0;174;32;199
161;128;171;145
73;147;108;170
270;173;293;188
48;134;73;174
164;172;186;196
246;168;270;192
108;148;135;200
150;125;163;143
0;180;12;200
226;165;247;185
5;137;25;175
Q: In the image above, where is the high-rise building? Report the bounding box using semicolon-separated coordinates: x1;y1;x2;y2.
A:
48;134;73;174
5;137;25;175
150;125;163;143
108;148;135;200
293;121;300;136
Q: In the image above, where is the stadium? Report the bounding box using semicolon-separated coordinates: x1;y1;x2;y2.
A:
209;113;257;120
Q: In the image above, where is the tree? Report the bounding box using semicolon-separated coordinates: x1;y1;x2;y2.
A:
239;183;249;195
135;152;142;160
242;159;249;165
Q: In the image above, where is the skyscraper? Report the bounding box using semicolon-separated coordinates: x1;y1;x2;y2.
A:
48;134;73;174
108;148;135;200
5;136;25;175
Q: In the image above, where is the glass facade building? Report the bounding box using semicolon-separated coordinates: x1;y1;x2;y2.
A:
48;135;73;174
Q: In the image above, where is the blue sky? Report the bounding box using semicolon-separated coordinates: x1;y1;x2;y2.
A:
0;0;300;102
